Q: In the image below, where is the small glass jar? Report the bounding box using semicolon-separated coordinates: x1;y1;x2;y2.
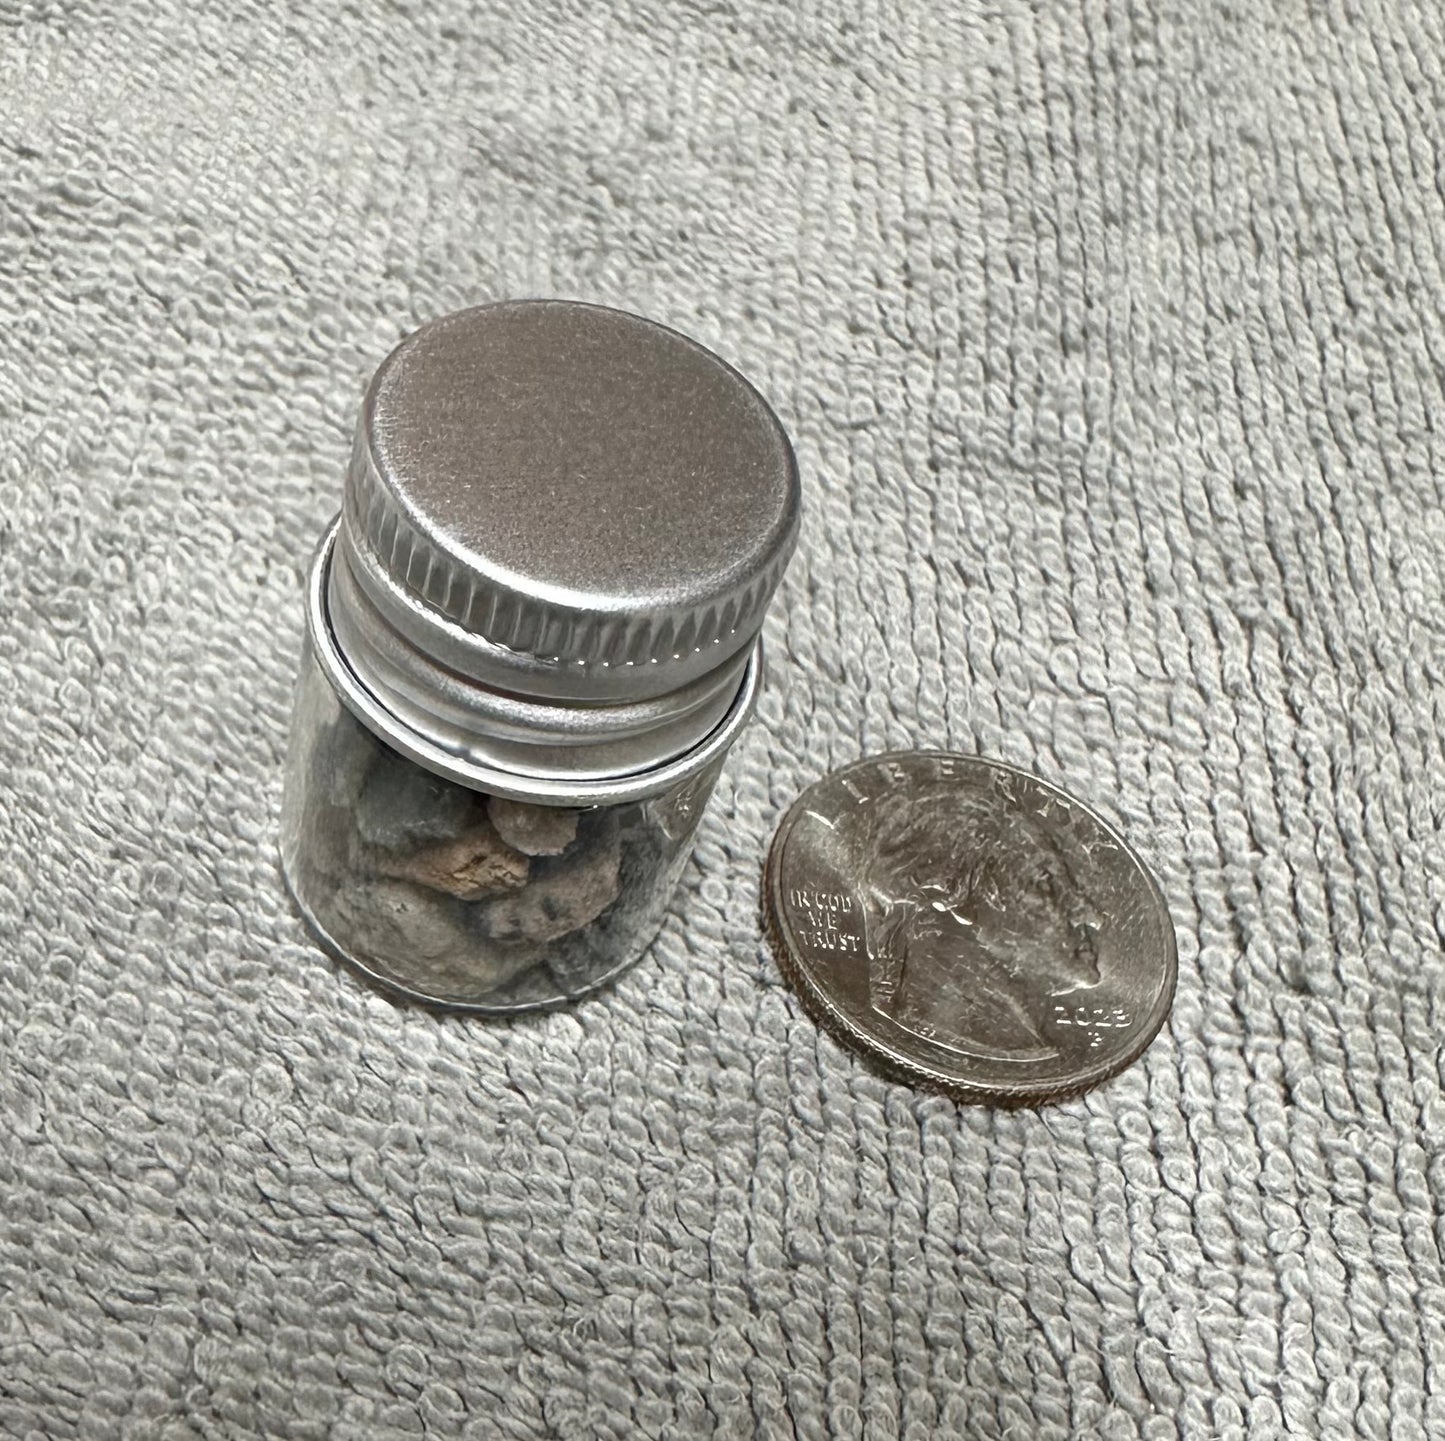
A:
280;301;799;1011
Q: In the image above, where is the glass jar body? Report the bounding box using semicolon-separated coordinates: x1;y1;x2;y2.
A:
280;645;723;1011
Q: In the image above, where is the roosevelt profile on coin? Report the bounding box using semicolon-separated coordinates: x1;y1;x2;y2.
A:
763;752;1177;1104
856;782;1106;1061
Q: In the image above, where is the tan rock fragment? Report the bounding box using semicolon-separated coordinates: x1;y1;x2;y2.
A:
380;817;530;900
487;797;580;856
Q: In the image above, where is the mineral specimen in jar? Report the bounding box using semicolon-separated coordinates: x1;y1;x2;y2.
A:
280;300;799;1010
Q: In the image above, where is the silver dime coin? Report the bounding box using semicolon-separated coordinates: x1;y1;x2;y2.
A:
763;752;1177;1105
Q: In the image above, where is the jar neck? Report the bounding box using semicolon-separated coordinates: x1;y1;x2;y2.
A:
307;518;762;804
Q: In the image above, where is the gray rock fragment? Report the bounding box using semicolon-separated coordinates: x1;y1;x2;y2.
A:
326;879;538;1000
329;878;476;963
477;819;621;944
321;709;380;808
356;757;479;850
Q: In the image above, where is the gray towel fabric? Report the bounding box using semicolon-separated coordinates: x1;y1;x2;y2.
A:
2;2;1443;1437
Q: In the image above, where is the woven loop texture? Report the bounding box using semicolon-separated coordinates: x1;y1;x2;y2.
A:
1;2;1442;1438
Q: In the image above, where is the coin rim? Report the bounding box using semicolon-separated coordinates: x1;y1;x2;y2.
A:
762;751;1179;1107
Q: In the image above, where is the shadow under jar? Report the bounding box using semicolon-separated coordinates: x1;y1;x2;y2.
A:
280;301;800;1011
